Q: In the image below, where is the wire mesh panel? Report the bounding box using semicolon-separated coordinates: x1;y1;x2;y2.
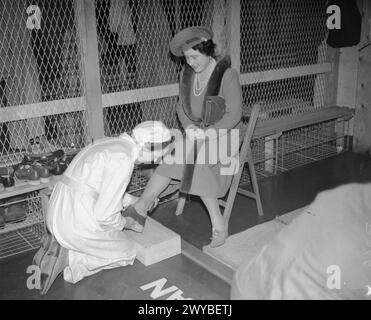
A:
240;0;330;120
242;73;327;120
0;0;88;167
240;118;352;187
96;0;227;135
241;0;328;73
237;0;347;189
0;190;45;260
96;0;227;192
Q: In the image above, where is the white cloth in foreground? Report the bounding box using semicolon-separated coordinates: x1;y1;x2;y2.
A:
231;183;371;300
46;134;139;284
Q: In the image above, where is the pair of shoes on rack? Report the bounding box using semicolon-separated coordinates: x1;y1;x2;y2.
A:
210;227;228;248
33;233;68;295
19;149;66;182
13;164;42;185
25;149;78;178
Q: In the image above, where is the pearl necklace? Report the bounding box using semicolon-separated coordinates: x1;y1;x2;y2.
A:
193;58;216;97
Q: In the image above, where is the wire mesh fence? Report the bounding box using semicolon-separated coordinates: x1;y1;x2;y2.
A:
0;0;340;164
240;117;352;187
0;191;45;259
242;73;327;121
0;0;88;167
240;0;329;73
97;0;227;136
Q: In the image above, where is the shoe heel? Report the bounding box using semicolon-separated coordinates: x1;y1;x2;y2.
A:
33;234;52;266
210;228;228;248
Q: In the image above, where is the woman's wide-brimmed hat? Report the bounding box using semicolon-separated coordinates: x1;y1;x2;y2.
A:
170;26;214;56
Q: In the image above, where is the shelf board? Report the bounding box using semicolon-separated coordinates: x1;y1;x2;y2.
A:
0;180;56;200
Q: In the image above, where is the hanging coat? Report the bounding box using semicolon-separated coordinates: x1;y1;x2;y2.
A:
109;0;136;46
46;134;139;284
327;0;362;48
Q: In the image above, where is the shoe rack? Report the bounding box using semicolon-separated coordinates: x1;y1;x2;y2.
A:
0;181;54;260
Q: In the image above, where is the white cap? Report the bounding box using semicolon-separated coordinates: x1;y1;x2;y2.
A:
132;121;172;145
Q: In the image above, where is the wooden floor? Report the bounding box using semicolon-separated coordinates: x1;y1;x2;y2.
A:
0;151;370;300
152;151;371;249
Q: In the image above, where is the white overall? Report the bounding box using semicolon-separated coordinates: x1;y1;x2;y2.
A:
46;134;139;284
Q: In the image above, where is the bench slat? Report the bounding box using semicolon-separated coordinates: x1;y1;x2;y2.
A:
253;106;354;139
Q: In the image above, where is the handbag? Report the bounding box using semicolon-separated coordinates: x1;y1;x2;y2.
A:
202;96;226;128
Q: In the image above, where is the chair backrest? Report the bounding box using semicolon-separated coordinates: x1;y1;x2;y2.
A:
239;104;261;163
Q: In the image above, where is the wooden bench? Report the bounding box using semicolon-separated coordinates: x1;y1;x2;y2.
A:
176;105;355;230
253;106;354;139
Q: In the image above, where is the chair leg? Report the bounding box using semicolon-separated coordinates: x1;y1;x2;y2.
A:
247;151;264;217
222;163;244;228
175;195;186;216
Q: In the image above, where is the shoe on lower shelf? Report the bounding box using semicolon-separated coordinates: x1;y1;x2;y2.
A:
0;196;27;226
5;202;27;223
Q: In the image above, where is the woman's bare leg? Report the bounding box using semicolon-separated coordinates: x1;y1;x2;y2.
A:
134;173;171;215
200;197;225;230
200;196;227;247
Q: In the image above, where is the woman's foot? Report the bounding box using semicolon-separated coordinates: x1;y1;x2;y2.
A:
38;234;69;295
210;228;228;248
123;216;145;233
121;205;147;233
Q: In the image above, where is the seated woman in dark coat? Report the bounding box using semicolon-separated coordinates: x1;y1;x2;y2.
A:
129;26;243;248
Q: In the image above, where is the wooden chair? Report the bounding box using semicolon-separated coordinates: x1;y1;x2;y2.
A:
175;104;263;230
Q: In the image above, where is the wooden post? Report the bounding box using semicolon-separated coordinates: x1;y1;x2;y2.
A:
76;0;105;141
226;0;240;72
325;47;340;108
354;0;371;155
